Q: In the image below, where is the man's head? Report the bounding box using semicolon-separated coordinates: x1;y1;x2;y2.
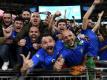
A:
87;19;95;29
30;12;41;27
62;30;76;47
21;10;31;22
57;19;67;33
29;26;40;42
14;17;24;33
41;36;55;54
44;15;51;26
2;11;12;27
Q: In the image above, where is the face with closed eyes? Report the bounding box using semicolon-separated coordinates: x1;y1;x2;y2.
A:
41;36;55;54
62;30;76;47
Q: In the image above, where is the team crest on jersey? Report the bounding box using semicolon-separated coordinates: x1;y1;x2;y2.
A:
36;54;40;58
52;59;55;63
80;49;83;53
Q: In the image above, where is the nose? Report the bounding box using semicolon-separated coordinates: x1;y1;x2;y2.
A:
67;36;71;41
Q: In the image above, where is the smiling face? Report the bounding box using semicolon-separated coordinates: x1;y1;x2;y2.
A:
62;30;76;47
41;36;55;54
3;13;12;26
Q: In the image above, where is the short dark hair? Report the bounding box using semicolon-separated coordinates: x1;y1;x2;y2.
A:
3;11;12;17
14;16;24;22
56;19;67;27
22;9;31;14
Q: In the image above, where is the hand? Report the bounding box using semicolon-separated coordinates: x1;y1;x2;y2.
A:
54;11;61;17
2;25;13;39
93;0;103;5
78;34;87;40
56;34;62;40
53;55;64;71
20;52;33;73
33;43;41;50
98;11;104;18
18;39;26;47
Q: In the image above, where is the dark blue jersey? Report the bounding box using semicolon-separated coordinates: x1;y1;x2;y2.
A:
81;29;99;57
99;39;107;60
31;42;63;70
60;40;89;67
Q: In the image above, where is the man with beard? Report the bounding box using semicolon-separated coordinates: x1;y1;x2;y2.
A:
15;26;41;71
20;36;63;74
15;12;51;43
53;30;94;71
21;10;31;24
18;26;41;59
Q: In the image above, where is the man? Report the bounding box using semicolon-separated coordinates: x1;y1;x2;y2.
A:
54;30;94;71
21;10;31;24
52;19;68;40
20;36;62;74
0;11;13;70
17;26;41;67
15;12;50;42
0;16;24;70
82;0;103;57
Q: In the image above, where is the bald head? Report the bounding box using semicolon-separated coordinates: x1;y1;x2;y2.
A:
62;30;76;46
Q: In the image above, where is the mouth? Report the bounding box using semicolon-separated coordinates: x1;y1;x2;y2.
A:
33;19;38;23
46;46;54;54
67;39;74;46
46;46;54;50
31;34;37;38
16;27;21;29
5;22;11;25
60;28;64;31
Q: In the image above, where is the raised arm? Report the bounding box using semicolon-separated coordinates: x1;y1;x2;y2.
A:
82;0;103;30
48;11;61;30
92;11;104;32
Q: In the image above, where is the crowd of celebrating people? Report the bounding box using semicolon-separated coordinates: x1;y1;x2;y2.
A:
0;0;106;77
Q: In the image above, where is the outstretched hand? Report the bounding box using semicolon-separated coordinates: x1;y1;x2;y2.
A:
20;52;33;74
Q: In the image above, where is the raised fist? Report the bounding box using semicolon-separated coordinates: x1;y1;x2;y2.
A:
54;11;61;17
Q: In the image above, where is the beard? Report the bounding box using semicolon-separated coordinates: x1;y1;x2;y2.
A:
46;46;54;54
23;18;30;23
